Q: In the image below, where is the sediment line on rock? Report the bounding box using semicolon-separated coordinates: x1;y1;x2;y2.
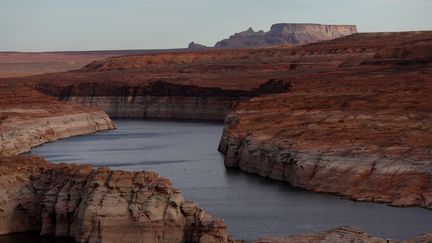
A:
33;79;290;120
218;86;432;208
0;108;115;156
0;156;239;243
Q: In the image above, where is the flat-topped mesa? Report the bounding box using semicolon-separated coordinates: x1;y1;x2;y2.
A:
266;23;358;44
0;156;239;243
215;23;357;48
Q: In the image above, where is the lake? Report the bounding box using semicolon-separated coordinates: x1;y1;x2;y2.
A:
4;119;431;242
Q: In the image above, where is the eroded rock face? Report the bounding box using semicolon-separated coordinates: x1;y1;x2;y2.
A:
2;32;432;209
254;226;432;243
215;23;357;48
32;80;289;120
6;32;430;123
0;156;236;243
217;32;432;208
219;77;432;208
0;86;115;156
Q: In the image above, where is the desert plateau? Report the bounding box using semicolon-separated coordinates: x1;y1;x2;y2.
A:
1;1;432;243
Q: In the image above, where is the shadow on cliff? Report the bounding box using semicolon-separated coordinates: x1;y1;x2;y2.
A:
33;79;291;100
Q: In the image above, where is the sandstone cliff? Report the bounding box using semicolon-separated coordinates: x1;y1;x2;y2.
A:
0;85;115;156
254;226;432;243
217;33;432;208
3;31;432;208
32;80;289;120
0;156;238;243
214;23;357;48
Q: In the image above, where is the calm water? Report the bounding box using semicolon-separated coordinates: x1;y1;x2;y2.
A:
6;119;432;242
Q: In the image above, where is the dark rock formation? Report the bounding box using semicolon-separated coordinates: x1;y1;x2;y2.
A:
188;42;209;50
215;23;357;48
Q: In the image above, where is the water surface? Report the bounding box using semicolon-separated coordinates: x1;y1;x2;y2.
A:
15;119;432;241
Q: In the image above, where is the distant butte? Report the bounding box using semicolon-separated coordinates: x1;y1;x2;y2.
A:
188;41;209;50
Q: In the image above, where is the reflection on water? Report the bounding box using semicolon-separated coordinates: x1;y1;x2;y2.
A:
6;119;431;242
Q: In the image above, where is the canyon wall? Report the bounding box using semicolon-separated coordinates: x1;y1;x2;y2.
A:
0;156;237;243
214;32;432;208
219;131;432;208
218;73;432;208
3;31;431;209
65;96;236;120
0;107;114;156
0;86;115;156
34;80;289;120
254;226;432;243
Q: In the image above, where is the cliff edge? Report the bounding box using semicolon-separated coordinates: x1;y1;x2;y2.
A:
0;156;238;243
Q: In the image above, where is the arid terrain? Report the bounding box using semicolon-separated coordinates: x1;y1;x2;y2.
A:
0;49;191;78
0;30;432;242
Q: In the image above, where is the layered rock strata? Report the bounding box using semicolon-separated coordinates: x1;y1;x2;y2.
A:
5;32;430;123
254;226;432;243
33;80;289;120
0;86;115;156
2;31;432;208
219;75;432;208
0;156;237;243
211;32;432;208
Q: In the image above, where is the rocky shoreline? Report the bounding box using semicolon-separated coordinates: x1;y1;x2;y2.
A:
219;131;432;208
0;86;115;157
218;75;432;208
0;156;238;243
0;106;115;156
0;84;241;243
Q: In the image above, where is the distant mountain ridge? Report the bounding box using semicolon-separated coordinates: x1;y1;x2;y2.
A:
189;23;357;49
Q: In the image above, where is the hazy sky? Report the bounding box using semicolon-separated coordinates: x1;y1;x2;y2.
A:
1;0;431;51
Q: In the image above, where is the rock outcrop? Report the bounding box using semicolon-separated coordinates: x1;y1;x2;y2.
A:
0;85;115;156
0;155;238;243
188;42;209;50
215;28;267;48
214;23;357;48
3;31;432;208
254;226;432;243
218;32;432;208
31;80;289;120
